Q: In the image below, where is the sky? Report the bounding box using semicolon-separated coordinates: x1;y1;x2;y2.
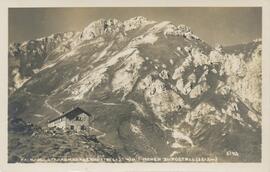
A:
8;7;262;46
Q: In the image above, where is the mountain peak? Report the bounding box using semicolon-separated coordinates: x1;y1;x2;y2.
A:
124;16;156;32
80;16;157;40
80;18;123;40
125;16;149;23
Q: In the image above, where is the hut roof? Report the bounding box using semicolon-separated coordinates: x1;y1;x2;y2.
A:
48;107;91;123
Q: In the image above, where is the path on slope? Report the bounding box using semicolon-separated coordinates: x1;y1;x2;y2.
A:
127;99;148;117
44;99;62;116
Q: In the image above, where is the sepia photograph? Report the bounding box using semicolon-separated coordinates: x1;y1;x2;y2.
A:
6;7;263;163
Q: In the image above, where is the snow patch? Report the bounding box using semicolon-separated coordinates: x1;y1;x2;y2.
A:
169;59;174;65
159;70;169;80
12;68;30;89
112;51;144;99
138;76;187;122
189;82;210;98
171;129;194;148
68;48;138;100
147;21;171;34
130;123;143;135
128;33;159;47
124;16;156;32
92;41;114;63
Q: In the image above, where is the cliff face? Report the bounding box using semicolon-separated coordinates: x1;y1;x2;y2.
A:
8;32;77;95
8;17;261;162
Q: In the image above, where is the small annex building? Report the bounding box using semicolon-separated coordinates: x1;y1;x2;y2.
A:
48;107;92;132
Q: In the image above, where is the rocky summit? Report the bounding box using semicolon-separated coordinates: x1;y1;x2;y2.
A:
8;16;261;162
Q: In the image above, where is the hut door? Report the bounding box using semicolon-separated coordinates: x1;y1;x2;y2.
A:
81;125;86;131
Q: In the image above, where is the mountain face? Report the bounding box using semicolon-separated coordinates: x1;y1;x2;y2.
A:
8;16;261;162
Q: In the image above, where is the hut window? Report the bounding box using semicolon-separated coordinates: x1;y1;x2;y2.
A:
81;125;86;131
70;125;74;130
76;117;82;121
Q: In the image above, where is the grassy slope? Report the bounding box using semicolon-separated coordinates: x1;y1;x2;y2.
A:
8;118;124;163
